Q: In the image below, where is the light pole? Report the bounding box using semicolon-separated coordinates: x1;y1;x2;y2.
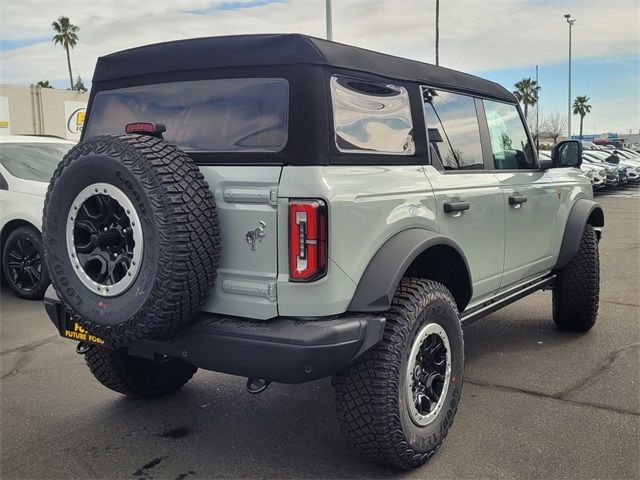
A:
565;14;575;139
536;64;539;152
435;0;440;65
326;0;333;41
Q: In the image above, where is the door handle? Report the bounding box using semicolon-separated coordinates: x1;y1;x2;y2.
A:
508;195;528;206
443;201;470;213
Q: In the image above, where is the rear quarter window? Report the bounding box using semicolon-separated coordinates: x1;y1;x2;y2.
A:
330;75;415;155
85;78;289;153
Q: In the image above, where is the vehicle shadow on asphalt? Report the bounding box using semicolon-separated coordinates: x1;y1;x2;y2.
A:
58;301;590;479
67;376;405;479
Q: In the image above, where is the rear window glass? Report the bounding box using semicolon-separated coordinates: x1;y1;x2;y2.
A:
0;143;73;182
330;76;415;155
85;78;289;152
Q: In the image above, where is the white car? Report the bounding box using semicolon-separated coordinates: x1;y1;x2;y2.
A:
0;135;74;298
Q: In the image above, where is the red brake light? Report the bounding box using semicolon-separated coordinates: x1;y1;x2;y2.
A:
289;199;328;281
125;122;166;136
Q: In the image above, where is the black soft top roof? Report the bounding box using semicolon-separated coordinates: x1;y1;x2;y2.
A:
93;33;515;103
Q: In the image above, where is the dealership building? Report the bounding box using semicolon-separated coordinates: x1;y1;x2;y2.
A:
0;84;88;141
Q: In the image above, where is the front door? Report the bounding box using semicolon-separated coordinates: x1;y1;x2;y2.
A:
480;99;560;289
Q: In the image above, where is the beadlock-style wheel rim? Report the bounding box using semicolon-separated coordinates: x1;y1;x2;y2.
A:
405;323;452;427
66;183;143;297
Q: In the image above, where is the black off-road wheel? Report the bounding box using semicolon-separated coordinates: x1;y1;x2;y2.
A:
42;134;220;346
84;347;197;399
553;223;600;331
333;278;464;470
2;225;50;300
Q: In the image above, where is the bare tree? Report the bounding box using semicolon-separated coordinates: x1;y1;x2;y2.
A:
527;106;545;144
542;112;567;145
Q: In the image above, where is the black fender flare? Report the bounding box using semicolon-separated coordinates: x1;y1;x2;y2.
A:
555;198;604;269
347;229;472;312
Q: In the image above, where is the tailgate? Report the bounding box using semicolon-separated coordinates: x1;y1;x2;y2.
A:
199;166;282;319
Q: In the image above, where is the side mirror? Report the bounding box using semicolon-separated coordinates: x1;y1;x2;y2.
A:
605;154;619;164
552;140;583;168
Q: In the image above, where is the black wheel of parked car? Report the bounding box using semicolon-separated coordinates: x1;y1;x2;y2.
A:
42;134;220;346
333;278;464;469
84;347;197;398
2;225;50;300
553;223;600;331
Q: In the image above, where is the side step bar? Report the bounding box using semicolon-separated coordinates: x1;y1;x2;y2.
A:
461;274;556;325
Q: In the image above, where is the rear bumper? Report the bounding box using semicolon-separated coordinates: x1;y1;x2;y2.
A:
44;287;385;384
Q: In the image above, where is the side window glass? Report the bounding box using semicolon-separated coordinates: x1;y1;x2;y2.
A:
422;88;484;170
330;76;415;155
483;100;536;169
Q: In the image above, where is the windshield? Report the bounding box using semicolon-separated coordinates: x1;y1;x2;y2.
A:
85;78;289;153
0;143;72;182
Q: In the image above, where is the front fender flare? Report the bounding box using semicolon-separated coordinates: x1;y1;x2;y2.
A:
555;198;604;269
347;229;472;312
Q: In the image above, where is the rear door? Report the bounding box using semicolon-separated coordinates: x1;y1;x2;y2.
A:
480;99;560;288
421;87;505;305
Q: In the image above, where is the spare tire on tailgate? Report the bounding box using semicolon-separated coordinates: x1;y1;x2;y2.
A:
43;134;220;346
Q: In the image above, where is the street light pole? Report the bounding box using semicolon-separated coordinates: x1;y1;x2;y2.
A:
326;0;333;41
565;14;575;140
536;64;539;152
435;0;440;65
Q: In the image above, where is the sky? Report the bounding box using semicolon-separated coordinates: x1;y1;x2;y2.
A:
0;0;638;135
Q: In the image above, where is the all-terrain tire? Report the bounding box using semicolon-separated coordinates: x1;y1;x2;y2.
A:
333;278;464;470
2;225;50;300
84;347;197;398
42;134;220;346
553;223;600;331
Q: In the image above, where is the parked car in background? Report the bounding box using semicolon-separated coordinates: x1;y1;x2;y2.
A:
581;141;600;151
581;154;620;188
585;150;639;184
581;163;606;189
0;135;75;298
615;149;640;164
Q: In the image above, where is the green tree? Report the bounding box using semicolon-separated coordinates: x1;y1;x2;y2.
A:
36;80;53;88
572;95;592;140
513;77;540;120
73;76;87;92
51;16;79;90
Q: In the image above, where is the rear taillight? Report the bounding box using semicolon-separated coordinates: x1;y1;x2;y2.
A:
289;199;328;281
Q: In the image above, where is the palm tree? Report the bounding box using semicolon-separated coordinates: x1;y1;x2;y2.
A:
513;78;540;120
51;16;79;90
572;95;592;140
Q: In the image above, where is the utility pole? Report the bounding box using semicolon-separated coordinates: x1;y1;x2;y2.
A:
435;0;440;65
326;0;333;41
536;64;539;152
565;14;575;139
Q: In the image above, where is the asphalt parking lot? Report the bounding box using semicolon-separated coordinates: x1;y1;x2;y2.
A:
1;190;639;480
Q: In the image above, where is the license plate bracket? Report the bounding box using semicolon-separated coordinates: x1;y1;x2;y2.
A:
61;314;107;346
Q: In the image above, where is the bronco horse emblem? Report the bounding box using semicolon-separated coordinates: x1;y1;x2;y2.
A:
245;221;266;251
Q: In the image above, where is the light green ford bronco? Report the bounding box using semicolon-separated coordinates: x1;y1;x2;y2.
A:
43;34;603;469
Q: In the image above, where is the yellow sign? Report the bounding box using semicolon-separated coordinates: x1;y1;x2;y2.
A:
64;322;105;345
